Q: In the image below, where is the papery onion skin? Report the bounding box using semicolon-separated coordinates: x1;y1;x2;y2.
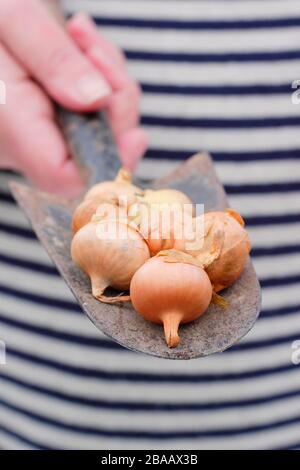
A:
143;189;194;216
72;169;142;234
71;198;118;234
128;200;194;256
84;169;142;205
225;208;245;227
130;256;212;348
142;209;191;256
84;183;141;207
71;221;150;302
174;210;251;292
203;211;251;292
145;215;181;256
206;236;250;292
127;188;195;257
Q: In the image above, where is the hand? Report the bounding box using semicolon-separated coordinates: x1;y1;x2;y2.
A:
0;0;147;196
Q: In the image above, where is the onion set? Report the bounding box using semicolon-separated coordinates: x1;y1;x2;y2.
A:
84;168;142;204
70;168;251;348
174;209;251;292
128;189;194;256
72;169;143;234
71;220;150;303
130;251;212;347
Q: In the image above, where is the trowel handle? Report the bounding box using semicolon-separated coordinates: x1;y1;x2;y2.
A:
42;0;121;188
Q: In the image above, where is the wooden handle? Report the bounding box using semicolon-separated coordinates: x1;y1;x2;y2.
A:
42;0;121;188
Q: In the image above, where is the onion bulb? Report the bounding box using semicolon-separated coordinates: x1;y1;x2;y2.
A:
84;168;142;206
72;169;142;233
129;204;193;256
128;189;194;256
174;209;251;292
142;189;194;215
130;250;212;348
71;198;118;234
204;211;250;292
71;220;150;303
225;208;245;227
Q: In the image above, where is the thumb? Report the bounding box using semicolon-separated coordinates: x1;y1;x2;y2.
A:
6;103;84;197
20;117;84;197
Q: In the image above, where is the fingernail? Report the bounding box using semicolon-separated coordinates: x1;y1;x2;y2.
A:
76;73;111;104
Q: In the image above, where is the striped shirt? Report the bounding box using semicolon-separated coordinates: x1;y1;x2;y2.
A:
1;0;300;449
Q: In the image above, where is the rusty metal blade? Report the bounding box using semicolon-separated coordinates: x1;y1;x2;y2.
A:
10;152;261;360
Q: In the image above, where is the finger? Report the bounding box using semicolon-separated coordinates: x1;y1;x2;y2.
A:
108;80;141;136
16;106;84;196
67;12;126;71
117;128;148;171
67;14;127;91
0;41;83;196
0;33;26;171
67;15;141;136
0;0;111;111
66;11;148;167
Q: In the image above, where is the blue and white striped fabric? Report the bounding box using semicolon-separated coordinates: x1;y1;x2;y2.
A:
1;0;300;450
